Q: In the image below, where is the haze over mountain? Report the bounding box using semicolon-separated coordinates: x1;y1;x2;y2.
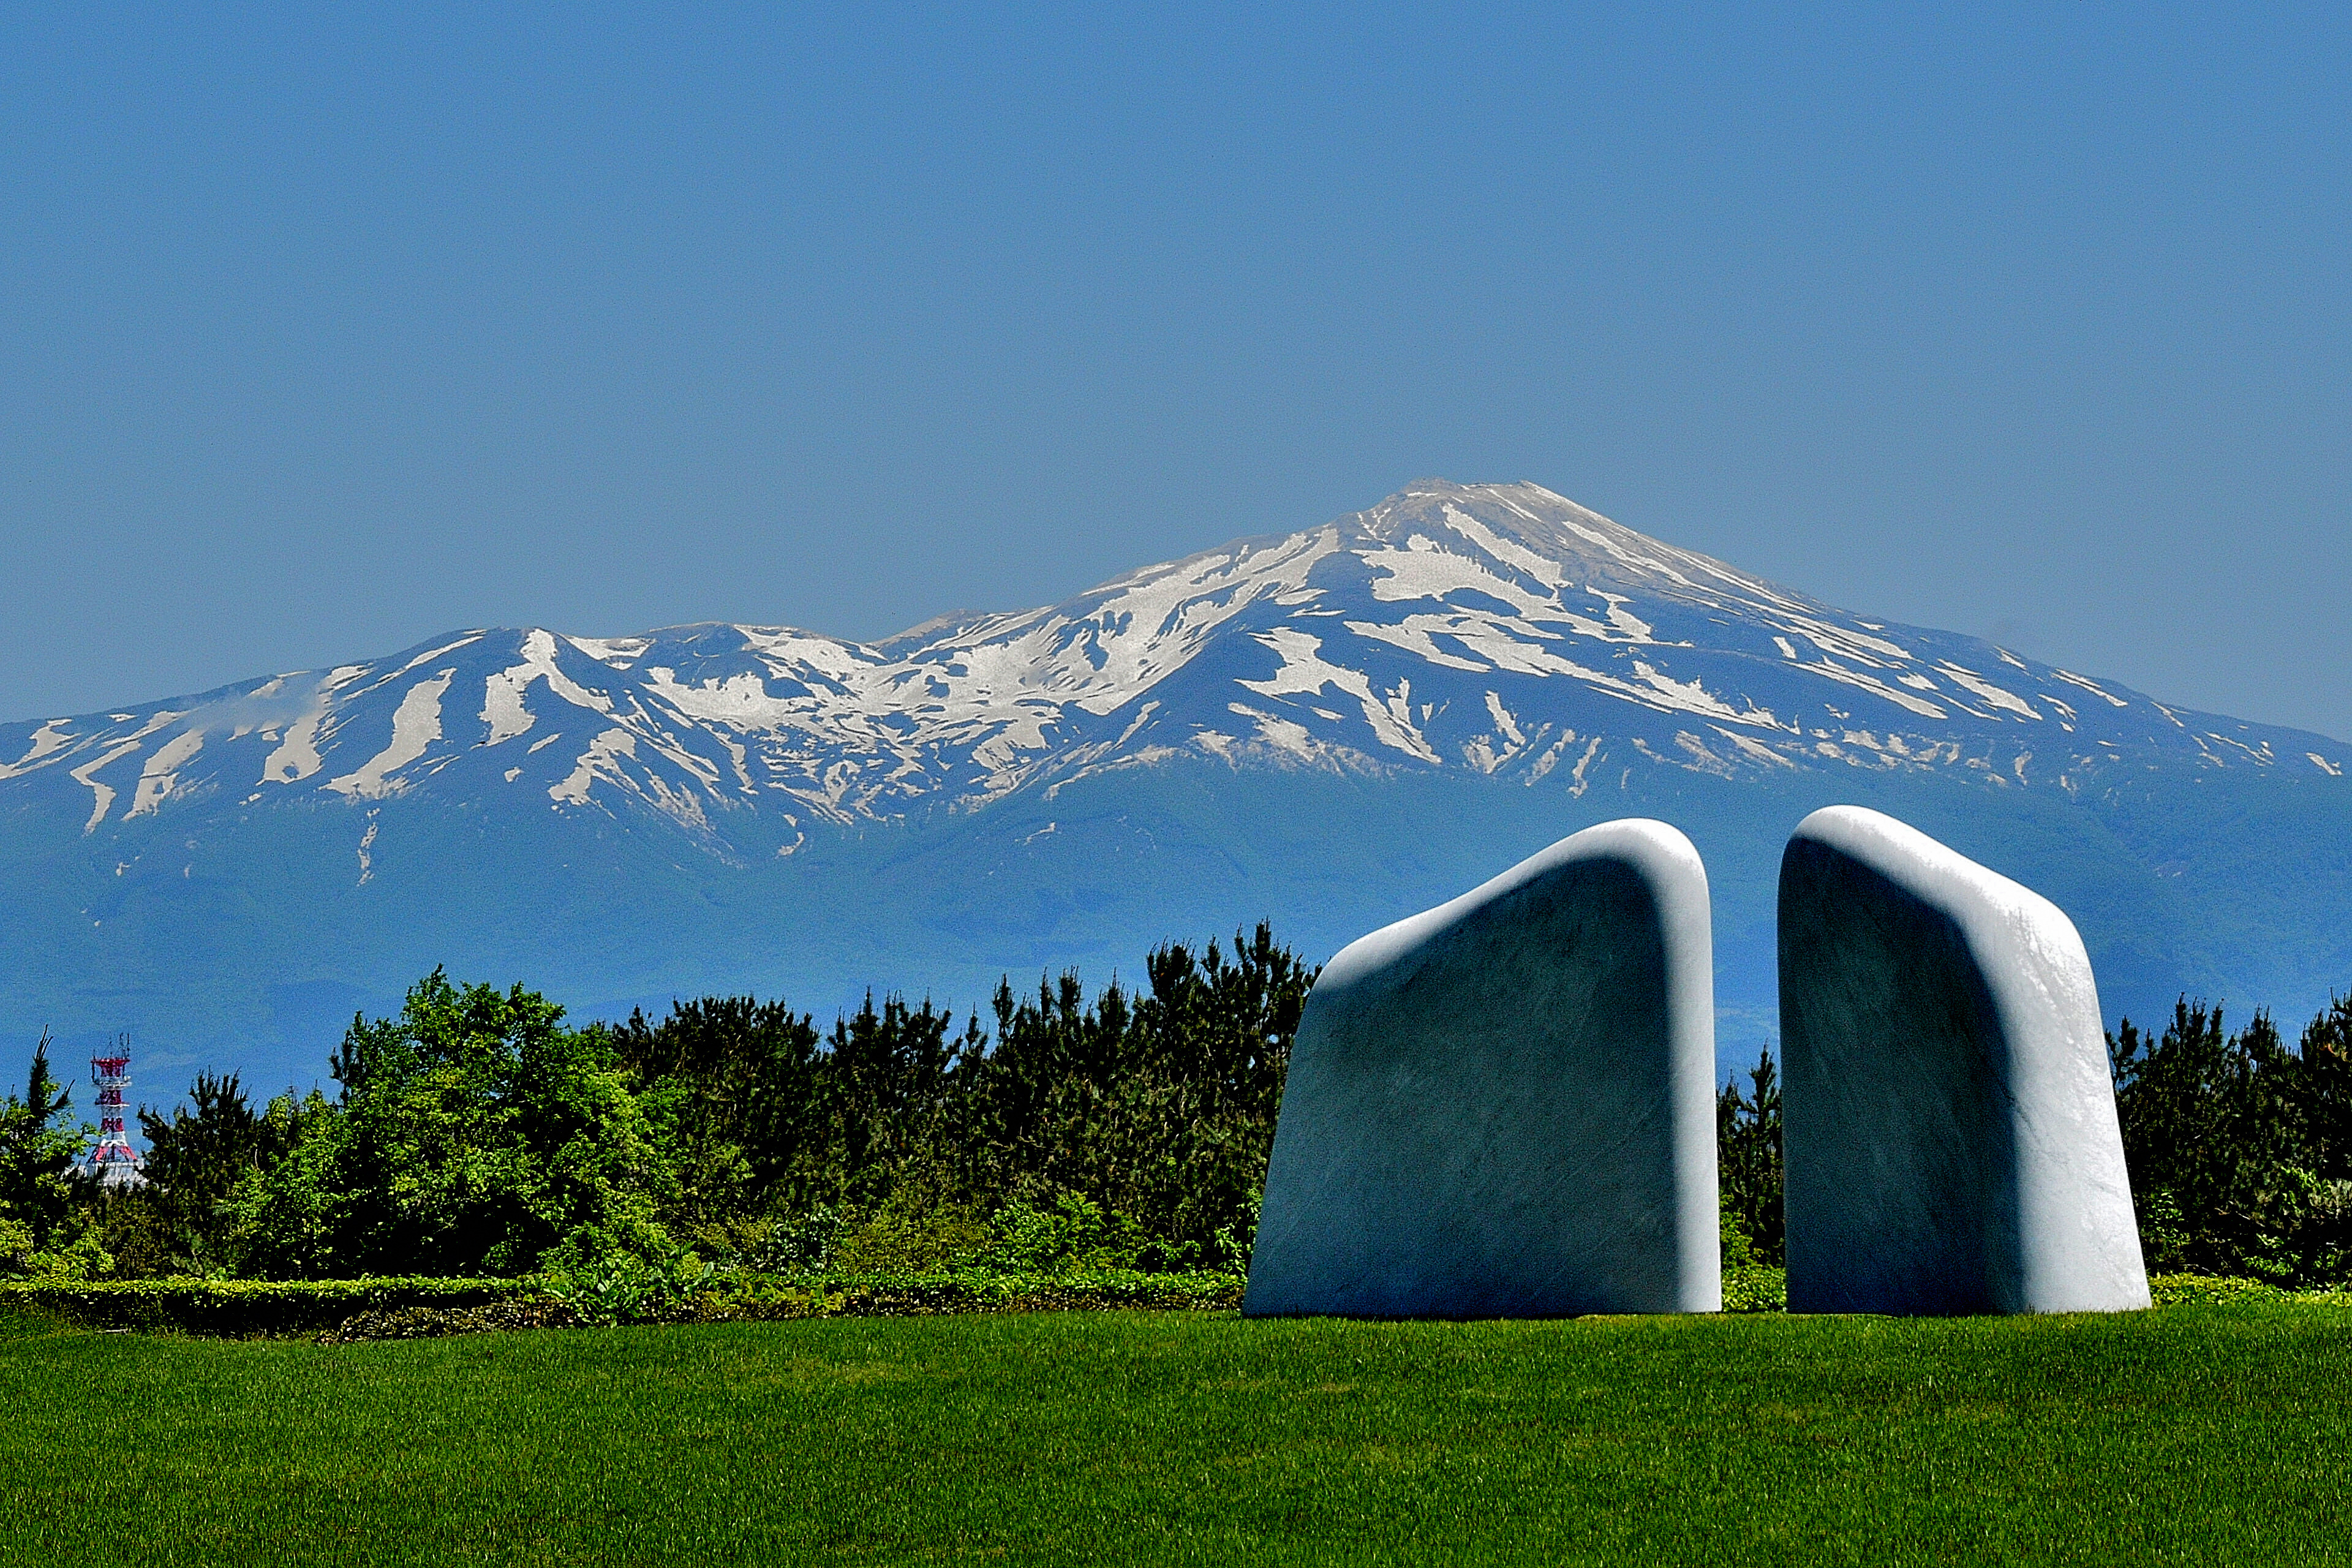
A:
6;481;2346;1095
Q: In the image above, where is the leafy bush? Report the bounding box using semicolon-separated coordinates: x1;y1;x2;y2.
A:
0;1215;30;1273
227;971;683;1280
715;1267;1245;1321
15;1226;113;1283
1719;1194;1755;1269
720;1205;848;1273
824;1192;995;1273
2146;1273;2295;1308
982;1194;1152;1273
313;1297;564;1342
1722;1265;1787;1314
1;1264;1249;1340
539;1253;718;1327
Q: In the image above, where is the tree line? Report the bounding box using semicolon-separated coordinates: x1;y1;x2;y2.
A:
6;928;2350;1287
1;927;1312;1281
1712;997;2352;1285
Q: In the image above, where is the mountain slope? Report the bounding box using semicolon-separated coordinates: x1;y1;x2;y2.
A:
4;481;2346;1092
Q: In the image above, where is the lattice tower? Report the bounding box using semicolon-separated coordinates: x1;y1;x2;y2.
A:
88;1037;142;1187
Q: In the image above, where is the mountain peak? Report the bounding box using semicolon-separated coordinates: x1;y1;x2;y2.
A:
1325;480;1790;608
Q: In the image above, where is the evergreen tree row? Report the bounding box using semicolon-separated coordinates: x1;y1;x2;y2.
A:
7;938;2351;1287
1;927;1313;1281
1710;998;2352;1284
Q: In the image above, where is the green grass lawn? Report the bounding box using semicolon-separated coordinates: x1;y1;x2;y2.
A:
5;1302;2350;1566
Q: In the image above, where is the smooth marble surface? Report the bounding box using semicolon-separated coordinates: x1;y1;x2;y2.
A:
1779;805;2150;1314
1244;818;1721;1317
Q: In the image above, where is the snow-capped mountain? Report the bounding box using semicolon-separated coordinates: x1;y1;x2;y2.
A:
4;481;2347;1093
8;481;2337;856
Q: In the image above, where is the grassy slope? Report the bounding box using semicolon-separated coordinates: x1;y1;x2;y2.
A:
5;1305;2350;1566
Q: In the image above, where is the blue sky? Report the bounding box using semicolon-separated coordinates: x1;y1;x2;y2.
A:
4;3;2345;739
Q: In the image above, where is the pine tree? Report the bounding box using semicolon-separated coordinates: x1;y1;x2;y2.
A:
1716;1049;1782;1265
0;1031;85;1258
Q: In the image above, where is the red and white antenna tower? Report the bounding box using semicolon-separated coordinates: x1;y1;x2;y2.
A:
88;1037;143;1189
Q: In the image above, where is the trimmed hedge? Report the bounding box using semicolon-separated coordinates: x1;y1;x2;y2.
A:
734;1268;1246;1321
31;1268;2333;1341
0;1276;538;1336
0;1269;1248;1340
1718;1271;2351;1314
316;1297;567;1343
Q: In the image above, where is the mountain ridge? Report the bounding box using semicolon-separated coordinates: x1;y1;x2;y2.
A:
8;480;2340;842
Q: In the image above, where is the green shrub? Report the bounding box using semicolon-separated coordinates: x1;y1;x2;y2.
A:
1;1215;115;1283
767;1192;1179;1276
228;973;683;1280
750;1204;848;1271
1722;1264;1787;1313
981;1194;1152;1273
0;1215;31;1273
1719;1194;1754;1268
2147;1273;2294;1308
539;1253;718;1326
826;1191;993;1273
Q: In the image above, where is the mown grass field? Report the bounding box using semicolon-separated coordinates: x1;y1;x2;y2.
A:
5;1301;2350;1566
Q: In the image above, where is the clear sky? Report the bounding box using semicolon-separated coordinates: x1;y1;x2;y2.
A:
4;4;2345;739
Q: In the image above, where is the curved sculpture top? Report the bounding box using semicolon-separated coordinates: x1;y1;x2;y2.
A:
1244;817;1720;1317
1779;804;2150;1315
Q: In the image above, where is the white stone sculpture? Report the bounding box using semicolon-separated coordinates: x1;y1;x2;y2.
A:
1243;818;1721;1317
1779;805;2150;1314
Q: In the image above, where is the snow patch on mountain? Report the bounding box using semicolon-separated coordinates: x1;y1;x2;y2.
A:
326;671;456;799
551;728;636;805
70;741;142;832
127;728;206;817
1;720;76;777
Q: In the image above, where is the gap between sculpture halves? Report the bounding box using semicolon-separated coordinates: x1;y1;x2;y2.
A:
1242;805;2150;1318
